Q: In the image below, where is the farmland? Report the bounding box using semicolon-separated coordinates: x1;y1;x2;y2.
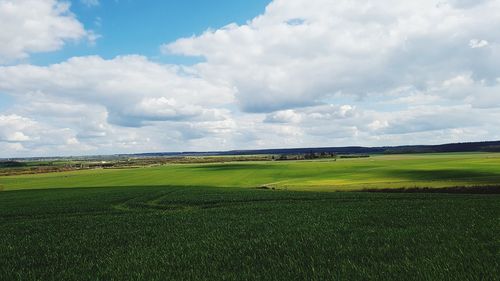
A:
2;152;500;191
1;153;499;280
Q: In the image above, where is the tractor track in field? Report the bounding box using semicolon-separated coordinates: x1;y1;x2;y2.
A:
111;188;186;212
2;186;496;221
109;188;497;214
111;192;355;213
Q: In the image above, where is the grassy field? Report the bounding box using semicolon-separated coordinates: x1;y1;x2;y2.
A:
2;153;500;191
1;153;499;280
1;186;499;280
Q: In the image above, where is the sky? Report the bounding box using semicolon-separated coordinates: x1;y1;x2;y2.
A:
0;0;499;157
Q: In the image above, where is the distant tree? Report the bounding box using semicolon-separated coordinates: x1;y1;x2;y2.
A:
481;145;500;152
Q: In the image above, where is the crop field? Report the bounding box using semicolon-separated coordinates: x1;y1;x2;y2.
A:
1;186;499;280
2;153;500;191
1;153;499;280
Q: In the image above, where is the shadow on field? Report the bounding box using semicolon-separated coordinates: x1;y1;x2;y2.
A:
382;169;500;183
362;185;500;194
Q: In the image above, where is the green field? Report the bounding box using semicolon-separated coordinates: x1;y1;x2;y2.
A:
1;153;499;280
2;153;500;191
1;186;499;280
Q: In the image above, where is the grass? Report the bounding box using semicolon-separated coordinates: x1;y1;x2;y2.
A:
2;153;500;191
1;186;499;280
1;153;499;280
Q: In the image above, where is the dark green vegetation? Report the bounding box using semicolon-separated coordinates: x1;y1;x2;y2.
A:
0;161;26;168
130;140;500;156
1;186;499;280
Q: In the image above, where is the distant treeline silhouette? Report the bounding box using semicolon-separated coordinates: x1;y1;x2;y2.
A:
129;140;500;157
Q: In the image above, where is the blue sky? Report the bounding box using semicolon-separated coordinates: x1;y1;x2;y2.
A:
30;0;272;66
0;94;12;110
0;0;499;157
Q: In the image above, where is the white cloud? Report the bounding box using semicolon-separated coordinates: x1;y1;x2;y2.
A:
0;115;34;142
469;39;489;48
165;0;500;113
0;114;97;156
266;104;356;124
442;74;475;88
0;55;240;156
0;55;234;127
0;0;94;63
2;0;500;156
264;110;302;123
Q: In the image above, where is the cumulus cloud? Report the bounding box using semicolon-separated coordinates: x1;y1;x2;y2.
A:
0;55;234;127
2;0;500;156
0;0;94;63
165;0;500;112
0;114;97;156
0;55;239;156
0;115;34;142
264;110;302;123
469;39;489;48
265;105;356;124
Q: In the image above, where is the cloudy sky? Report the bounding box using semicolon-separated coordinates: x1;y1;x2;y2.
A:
0;0;499;157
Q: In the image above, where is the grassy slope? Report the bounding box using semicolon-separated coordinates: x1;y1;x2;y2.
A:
1;186;498;281
2;153;500;191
